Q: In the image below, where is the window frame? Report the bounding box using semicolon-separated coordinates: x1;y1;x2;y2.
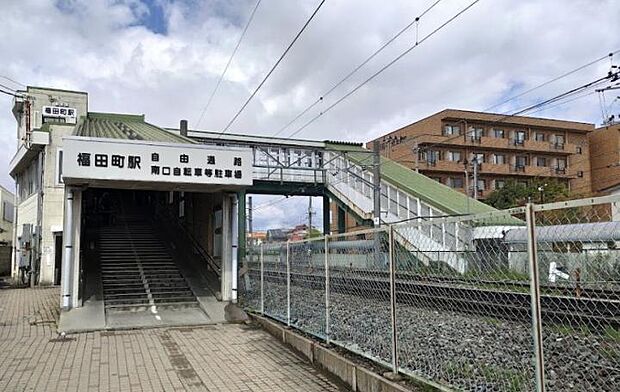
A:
55;148;64;186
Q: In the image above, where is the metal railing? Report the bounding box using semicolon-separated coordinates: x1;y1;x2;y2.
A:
154;203;221;277
240;194;620;392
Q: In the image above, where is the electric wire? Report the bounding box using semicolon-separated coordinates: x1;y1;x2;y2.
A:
285;0;482;139
272;0;444;137
484;50;620;112
195;0;262;129
0;74;25;88
219;0;327;136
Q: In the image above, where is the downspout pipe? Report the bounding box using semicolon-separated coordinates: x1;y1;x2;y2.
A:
231;194;239;304
61;187;73;310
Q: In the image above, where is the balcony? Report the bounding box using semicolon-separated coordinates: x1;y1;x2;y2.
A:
414;134;576;154
420;160;465;172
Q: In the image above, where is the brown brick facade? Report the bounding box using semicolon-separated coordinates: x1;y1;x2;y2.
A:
368;109;594;199
588;124;620;194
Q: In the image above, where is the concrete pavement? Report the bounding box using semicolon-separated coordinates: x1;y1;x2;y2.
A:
0;286;348;391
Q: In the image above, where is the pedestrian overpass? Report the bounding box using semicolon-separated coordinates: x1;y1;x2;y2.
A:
57;112;498;331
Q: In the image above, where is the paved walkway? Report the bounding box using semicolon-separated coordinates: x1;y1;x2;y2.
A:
0;287;348;391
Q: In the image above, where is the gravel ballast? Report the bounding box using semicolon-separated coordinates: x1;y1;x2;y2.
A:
241;281;620;392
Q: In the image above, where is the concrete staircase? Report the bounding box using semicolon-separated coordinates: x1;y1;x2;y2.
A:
98;215;199;312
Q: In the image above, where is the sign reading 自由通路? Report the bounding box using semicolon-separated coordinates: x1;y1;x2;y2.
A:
62;137;253;186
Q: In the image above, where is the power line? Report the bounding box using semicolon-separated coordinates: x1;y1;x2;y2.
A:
272;0;444;137
253;75;618;218
484;50;620;112
0;74;25;88
219;0;327;136
381;70;618;168
194;0;262;129
0;87;23;98
285;0;481;139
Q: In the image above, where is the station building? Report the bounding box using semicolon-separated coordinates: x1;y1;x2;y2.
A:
8;86;500;330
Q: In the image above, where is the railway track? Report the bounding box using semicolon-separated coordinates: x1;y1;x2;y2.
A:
248;261;620;300
246;268;620;329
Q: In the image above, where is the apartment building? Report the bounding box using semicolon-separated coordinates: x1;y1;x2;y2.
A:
588;123;620;221
369;109;594;199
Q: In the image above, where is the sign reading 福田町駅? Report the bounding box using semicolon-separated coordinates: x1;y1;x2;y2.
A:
62;137;253;186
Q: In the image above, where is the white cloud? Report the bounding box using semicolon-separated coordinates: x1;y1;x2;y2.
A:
1;0;619;211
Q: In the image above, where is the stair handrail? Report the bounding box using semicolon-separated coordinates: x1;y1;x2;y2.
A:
154;203;221;277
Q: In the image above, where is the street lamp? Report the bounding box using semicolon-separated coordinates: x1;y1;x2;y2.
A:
537;183;548;204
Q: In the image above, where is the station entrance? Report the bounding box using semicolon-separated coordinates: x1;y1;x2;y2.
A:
68;187;239;329
57;135;253;331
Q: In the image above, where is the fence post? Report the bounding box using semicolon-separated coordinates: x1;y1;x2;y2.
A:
286;240;291;327
260;243;264;315
388;226;399;376
526;202;546;392
324;235;330;344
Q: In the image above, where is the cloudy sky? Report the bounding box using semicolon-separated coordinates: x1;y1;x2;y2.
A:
1;0;619;230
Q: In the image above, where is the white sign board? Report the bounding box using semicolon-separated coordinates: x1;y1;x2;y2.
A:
62;137;253;186
42;106;77;124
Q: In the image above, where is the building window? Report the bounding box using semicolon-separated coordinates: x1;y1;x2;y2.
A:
443;125;461;136
515;155;528;168
471;127;484;142
476;179;486;190
56;149;64;185
448;177;463;188
553;134;565;149
492;154;506;165
493;128;505;138
473;153;485;163
576;146;582;154
2;201;14;222
447;151;462;162
495;179;505;190
536;157;547;167
430;177;442;183
556;158;567;174
422;150;440;165
557;158;567;169
514;130;526;145
518;180;529;187
535;132;545;142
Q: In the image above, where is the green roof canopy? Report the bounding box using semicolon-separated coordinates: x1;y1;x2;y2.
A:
73;112;195;144
325;142;498;216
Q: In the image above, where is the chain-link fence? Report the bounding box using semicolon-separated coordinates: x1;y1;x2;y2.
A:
239;194;620;392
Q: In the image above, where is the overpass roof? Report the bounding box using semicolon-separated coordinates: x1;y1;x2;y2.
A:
325;142;499;216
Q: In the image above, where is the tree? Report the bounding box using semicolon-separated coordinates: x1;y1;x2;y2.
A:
485;179;568;209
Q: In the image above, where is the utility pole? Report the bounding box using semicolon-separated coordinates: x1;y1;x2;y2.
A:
248;196;253;245
307;197;313;234
464;168;470;214
472;156;479;200
372;141;382;267
373;140;382;227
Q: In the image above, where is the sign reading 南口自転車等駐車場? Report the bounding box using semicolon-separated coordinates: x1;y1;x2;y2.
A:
61;137;253;186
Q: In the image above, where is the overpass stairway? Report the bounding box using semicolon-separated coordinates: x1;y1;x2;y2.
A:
98;215;199;312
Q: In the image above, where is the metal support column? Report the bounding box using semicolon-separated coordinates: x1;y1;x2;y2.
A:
237;190;246;262
388;225;399;375
322;195;330;235
61;187;74;310
221;195;232;301
526;203;546;392
231;194;239;304
260;243;264;315
324;236;330;344
286;240;291;327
